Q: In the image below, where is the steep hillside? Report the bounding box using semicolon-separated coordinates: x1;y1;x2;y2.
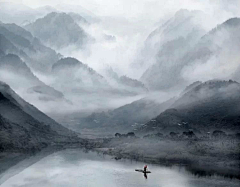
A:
138;80;240;135
0;54;64;101
0;82;78;151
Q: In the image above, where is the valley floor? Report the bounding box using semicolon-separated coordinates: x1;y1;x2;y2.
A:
95;137;240;179
1;136;239;182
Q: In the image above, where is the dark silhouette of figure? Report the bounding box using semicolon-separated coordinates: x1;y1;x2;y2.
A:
135;165;150;179
144;165;147;172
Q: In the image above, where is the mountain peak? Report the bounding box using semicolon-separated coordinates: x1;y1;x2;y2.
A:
52;57;83;71
47;11;68;17
182;80;240;96
39;11;75;24
222;17;240;27
173;9;203;21
174;9;191;17
25;11;90;49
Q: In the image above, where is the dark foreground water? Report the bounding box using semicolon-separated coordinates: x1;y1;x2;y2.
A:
0;149;239;187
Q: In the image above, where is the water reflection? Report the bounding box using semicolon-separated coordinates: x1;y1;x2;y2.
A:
144;172;147;179
0;149;239;187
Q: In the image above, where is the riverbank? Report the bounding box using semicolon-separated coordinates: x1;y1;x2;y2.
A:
2;148;240;187
1;136;239;181
94;137;240;180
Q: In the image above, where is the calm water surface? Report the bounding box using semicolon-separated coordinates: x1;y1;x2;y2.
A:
0;149;239;187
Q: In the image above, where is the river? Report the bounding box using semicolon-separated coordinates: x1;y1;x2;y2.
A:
0;149;239;187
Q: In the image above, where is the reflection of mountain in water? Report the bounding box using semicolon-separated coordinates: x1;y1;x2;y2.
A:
0;148;57;185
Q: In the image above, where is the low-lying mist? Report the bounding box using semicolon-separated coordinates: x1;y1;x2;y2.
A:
1;0;240;119
57;19;153;80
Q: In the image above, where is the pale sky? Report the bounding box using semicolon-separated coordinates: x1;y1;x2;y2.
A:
2;0;240;20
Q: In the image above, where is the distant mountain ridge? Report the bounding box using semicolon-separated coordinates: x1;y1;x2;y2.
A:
0;22;60;71
25;12;92;50
0;2;98;25
140;9;209;90
103;67;148;93
179;17;240;68
78;96;175;133
140;11;240;90
137;80;240;135
51;57;110;93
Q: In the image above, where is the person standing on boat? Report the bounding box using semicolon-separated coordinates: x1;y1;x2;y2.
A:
144;165;147;172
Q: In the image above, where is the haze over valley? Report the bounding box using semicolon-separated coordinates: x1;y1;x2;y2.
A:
0;0;240;186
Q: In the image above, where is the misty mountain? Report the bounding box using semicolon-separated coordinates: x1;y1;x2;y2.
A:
55;3;100;23
0;2;36;25
0;54;64;102
179;17;240;82
51;57;110;93
0;2;61;26
0;81;77;151
103;67;148;93
0;25;32;51
180;81;202;96
1;23;33;41
68;12;89;25
0;2;98;26
25;12;92;50
0;34;25;57
0;22;60;71
140;9;208;90
119;76;147;91
78;96;175;133
138;80;240;135
140;14;240;91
